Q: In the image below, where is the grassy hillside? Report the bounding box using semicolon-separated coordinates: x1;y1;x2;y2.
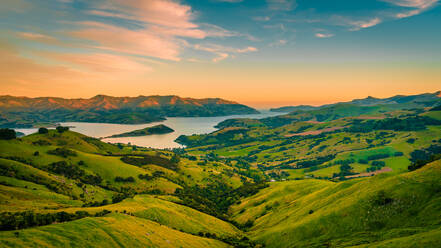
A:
181;108;441;181
0;213;230;248
0;128;262;247
230;159;441;247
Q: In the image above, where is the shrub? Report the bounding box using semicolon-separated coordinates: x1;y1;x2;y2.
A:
371;161;386;167
358;159;369;164
47;147;77;158
394;151;404;157
38;127;49;134
115;176;135;183
0;128;16;140
56;126;69;133
367;153;390;161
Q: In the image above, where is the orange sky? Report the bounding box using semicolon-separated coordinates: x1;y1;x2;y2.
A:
1;44;439;108
1;0;440;108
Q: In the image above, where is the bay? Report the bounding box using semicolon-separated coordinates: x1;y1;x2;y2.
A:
15;110;281;149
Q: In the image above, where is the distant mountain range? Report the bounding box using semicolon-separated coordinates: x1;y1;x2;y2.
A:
270;91;441;112
0;95;259;128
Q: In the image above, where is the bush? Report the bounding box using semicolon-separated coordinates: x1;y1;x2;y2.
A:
371;161;386;167
115;176;135;183
47;147;77;158
38;127;49;134
358;159;369;164
394;152;404;157
367;153;390;161
56;126;69;133
0;128;16;140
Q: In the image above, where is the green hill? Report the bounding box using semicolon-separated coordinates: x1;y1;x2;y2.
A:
0;213;230;248
230;159;441;247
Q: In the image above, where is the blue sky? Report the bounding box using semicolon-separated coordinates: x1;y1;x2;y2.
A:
0;0;440;107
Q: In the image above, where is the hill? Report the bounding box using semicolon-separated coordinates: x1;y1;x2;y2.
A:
0;95;259;128
270;91;441;113
105;124;174;138
230;159;441;247
179;106;441;181
0;128;262;247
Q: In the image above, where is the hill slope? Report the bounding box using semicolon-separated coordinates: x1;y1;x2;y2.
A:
230;159;441;247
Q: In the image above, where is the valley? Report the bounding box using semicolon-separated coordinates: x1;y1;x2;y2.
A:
0;92;440;247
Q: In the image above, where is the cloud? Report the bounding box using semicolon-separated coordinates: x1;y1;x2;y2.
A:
81;0;251;62
267;0;297;11
71;22;182;61
17;32;58;44
95;0;197;28
215;0;243;2
41;52;153;73
382;0;438;18
269;40;288;47
263;23;287;31
315;33;334;38
213;53;229;62
345;17;382;31
236;47;258;53
253;16;271;21
193;43;258;62
382;0;438;8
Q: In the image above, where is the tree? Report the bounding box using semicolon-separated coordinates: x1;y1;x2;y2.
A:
56;126;69;133
0;128;16;140
171;154;181;164
38;127;49;134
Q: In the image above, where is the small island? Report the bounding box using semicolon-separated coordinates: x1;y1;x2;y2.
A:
105;124;174;138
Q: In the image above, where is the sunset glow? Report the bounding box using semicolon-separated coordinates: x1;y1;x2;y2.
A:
1;0;440;107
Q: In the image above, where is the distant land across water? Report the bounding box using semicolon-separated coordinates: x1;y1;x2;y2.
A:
0;95;259;128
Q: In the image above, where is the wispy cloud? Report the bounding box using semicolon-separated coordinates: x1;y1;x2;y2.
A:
81;0;254;62
215;0;244;2
193;43;258;62
382;0;439;18
349;17;382;31
17;32;58;43
93;0;198;28
71;22;183;61
41;52;153;73
315;33;334;38
253;16;271;22
269;39;288;46
267;0;297;11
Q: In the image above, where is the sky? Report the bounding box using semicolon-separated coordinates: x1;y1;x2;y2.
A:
0;0;440;108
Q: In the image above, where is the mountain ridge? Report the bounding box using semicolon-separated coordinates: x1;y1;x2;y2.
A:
0;94;242;111
270;91;441;112
0;95;259;128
